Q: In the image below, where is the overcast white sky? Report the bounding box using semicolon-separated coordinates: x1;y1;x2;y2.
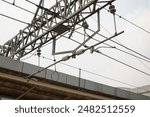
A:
0;0;150;89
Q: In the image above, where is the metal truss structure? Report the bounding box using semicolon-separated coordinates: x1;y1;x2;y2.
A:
0;0;115;59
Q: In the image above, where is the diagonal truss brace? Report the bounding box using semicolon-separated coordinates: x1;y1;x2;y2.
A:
0;0;115;59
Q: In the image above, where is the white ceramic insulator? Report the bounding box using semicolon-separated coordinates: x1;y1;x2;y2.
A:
61;55;70;61
76;49;85;56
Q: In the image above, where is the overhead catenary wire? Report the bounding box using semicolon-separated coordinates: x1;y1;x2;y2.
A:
0;0;120;52
24;51;136;88
0;13;29;25
116;14;150;35
95;50;150;77
100;24;150;61
20;34;144;88
97;23;150;71
63;30;150;77
68;30;150;64
96;4;150;35
1;0;150;87
111;40;150;61
61;32;150;78
40;55;136;88
1;0;35;15
25;32;123;80
26;49;85;80
2;1;149;73
136;58;150;72
1;1;136;64
75;29;150;63
2;0;150;62
113;47;150;63
4;0;150;62
74;30;150;76
77;37;150;77
25;31;150;85
90;16;150;62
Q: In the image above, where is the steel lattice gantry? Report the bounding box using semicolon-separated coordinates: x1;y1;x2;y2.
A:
0;0;115;59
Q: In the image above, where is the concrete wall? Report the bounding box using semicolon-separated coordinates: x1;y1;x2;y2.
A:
0;56;150;100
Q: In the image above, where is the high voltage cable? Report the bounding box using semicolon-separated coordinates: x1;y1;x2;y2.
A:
99;24;150;61
1;2;150;69
116;14;150;35
23;52;136;88
97;51;150;77
98;23;150;71
2;0;150;62
2;0;150;36
76;26;150;74
63;31;150;77
28;32;150;78
90;15;150;63
25;32;123;79
111;40;150;61
1;0;150;92
23;36;150;89
136;58;150;72
114;47;150;63
74;30;150;63
86;26;150;62
96;4;150;35
40;55;136;88
1;0;35;15
0;13;29;25
2;1;150;79
3;0;142;63
22;52;150;94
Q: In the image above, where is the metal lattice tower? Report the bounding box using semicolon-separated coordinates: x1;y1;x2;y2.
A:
0;0;116;59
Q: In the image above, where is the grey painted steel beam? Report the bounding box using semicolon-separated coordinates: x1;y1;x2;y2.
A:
0;72;114;99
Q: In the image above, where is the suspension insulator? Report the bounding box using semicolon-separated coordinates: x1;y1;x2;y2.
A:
37;48;41;57
82;21;89;29
109;5;116;14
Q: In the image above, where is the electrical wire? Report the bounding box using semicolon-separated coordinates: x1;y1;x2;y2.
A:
23;32;150;87
26;53;137;88
2;0;150;62
25;32;122;79
101;24;150;61
22;52;150;95
96;50;150;77
75;29;150;63
1;0;35;15
0;13;29;25
26;59;62;79
64;31;150;77
20;51;37;61
68;30;150;64
97;23;150;72
1;0;150;87
90;16;150;62
116;14;150;35
136;58;150;72
111;40;150;61
81;69;136;88
96;4;150;35
113;47;150;63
